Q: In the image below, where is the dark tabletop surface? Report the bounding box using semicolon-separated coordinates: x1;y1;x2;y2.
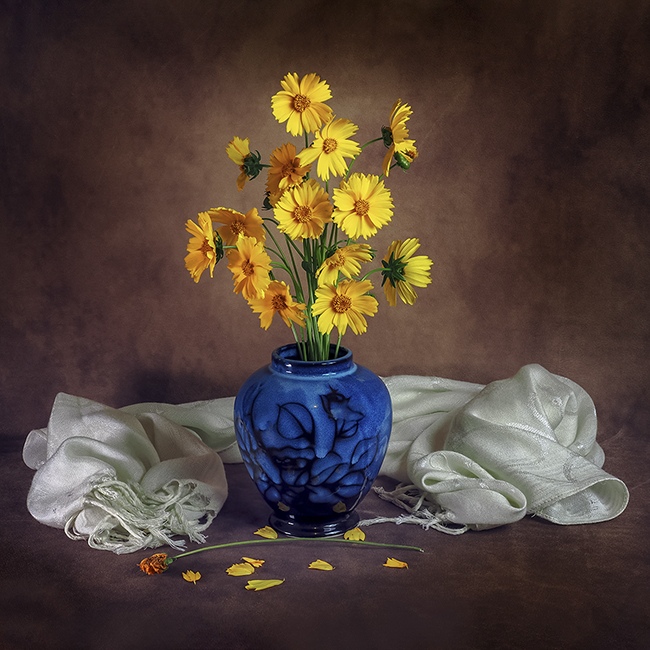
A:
2;403;649;650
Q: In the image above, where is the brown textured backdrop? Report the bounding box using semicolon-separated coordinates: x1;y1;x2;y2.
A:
1;0;649;440
2;3;650;650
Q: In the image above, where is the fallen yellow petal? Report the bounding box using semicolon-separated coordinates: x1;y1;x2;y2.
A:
343;527;366;541
383;557;409;569
242;557;265;568
308;559;334;571
245;579;285;591
182;570;202;584
226;562;256;576
254;526;278;539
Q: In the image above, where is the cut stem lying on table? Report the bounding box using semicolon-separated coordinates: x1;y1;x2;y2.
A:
139;536;424;574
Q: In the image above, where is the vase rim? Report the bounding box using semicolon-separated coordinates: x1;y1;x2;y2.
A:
271;343;354;376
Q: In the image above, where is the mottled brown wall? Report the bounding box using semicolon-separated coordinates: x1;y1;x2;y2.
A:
1;0;649;438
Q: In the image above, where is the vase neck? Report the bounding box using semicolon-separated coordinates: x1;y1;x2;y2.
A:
270;344;355;377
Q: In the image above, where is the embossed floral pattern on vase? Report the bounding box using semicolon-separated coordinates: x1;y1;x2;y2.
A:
234;344;392;536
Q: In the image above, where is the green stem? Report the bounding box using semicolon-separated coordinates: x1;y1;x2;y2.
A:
168;537;424;563
334;332;343;359
360;266;385;281
344;137;384;181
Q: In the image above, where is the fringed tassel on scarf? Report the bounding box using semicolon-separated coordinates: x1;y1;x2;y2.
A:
358;484;469;535
64;479;217;554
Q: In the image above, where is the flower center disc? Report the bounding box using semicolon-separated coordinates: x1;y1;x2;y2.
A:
282;162;296;177
323;138;338;154
271;294;287;310
230;220;245;235
241;260;255;276
200;240;214;256
329;250;345;269
354;199;370;216
293;94;311;113
331;294;352;313
294;205;313;223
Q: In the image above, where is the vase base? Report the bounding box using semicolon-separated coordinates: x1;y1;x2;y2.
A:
269;511;360;538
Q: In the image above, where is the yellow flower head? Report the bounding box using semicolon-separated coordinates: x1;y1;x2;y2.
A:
316;244;373;286
381;238;433;306
332;173;394;239
312;280;378;336
271;72;333;136
226;136;263;191
226;136;250;190
208;206;266;246
248;280;307;330
298;118;361;182
266;143;311;198
381;99;417;177
185;212;221;283
227;236;272;300
274;179;333;240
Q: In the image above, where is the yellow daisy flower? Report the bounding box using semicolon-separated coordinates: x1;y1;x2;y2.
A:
208;206;266;246
184;212;221;283
271;72;333;136
274;179;333;240
227;236;272;300
332;173;394;239
381;238;433;306
312;280;378;336
381;99;417;178
298;118;361;182
247;280;306;330
266;143;311;197
316;244;373;286
225;136;257;191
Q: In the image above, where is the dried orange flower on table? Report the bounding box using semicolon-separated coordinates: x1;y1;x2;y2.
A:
138;553;170;575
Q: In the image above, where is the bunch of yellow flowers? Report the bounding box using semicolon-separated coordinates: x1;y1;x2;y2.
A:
185;73;433;361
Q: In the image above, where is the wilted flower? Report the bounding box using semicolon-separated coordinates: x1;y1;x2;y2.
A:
138;553;170;575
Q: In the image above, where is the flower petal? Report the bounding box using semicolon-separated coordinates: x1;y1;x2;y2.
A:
343;527;366;541
383;557;409;569
254;526;278;539
182;570;202;584
245;579;285;591
242;557;266;568
226;562;256;576
308;559;334;571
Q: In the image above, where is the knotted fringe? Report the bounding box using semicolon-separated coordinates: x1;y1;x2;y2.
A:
64;479;216;554
358;484;469;536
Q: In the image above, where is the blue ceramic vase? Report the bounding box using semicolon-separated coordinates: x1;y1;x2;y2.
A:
234;344;392;537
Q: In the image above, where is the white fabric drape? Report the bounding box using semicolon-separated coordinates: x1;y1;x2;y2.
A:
23;364;629;553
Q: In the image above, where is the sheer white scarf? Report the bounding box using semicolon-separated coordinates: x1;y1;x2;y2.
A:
23;364;629;553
